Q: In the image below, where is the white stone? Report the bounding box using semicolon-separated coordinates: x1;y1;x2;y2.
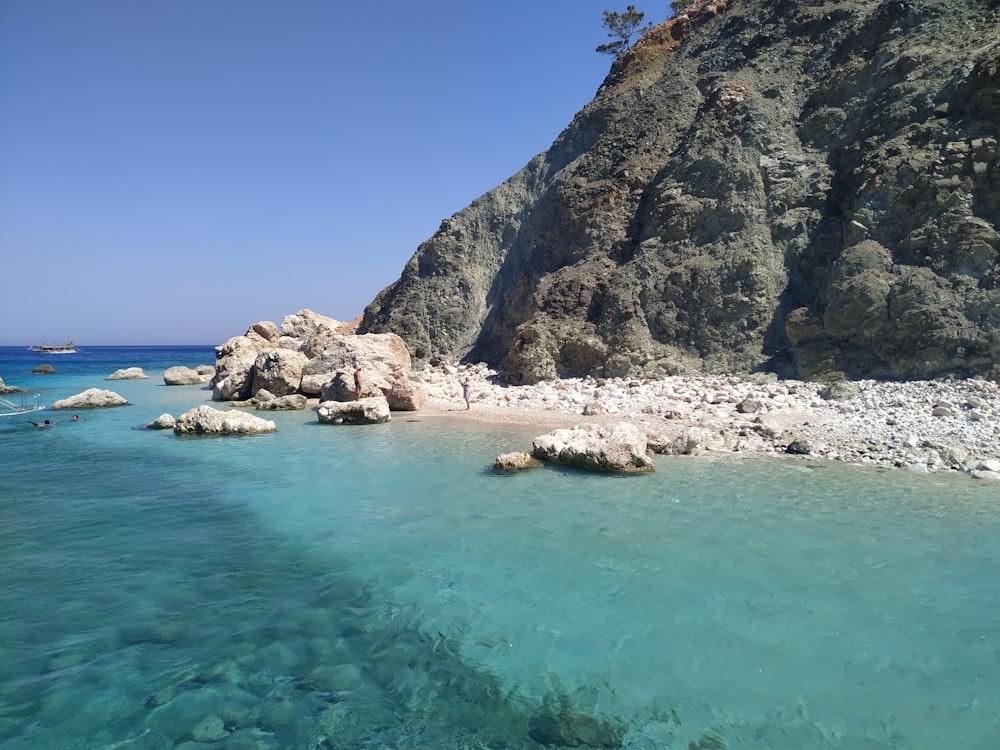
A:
107;367;148;380
51;388;129;409
174;405;276;435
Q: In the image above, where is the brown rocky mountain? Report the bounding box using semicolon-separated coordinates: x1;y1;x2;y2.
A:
361;0;1000;384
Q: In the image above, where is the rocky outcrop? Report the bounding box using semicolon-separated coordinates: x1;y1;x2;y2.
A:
0;375;22;393
51;388;129;409
362;0;1000;384
532;422;654;472
107;367;148;380
317;396;391;425
173;405;276;435
211;309;426;412
32;364;55;374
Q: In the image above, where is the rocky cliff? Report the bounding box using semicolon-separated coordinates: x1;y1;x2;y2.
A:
361;0;1000;384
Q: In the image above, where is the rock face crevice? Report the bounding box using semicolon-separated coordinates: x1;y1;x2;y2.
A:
362;0;1000;384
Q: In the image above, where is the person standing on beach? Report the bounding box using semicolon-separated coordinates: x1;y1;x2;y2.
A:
461;378;471;410
354;366;362;401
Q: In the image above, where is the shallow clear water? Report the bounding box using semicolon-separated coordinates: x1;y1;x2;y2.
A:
1;346;998;749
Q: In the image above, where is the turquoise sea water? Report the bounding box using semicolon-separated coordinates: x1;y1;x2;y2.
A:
1;345;998;749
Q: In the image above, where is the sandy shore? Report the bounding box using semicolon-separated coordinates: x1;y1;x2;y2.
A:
409;364;1000;479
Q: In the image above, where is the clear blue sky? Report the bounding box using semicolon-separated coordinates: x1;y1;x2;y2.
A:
0;1;667;346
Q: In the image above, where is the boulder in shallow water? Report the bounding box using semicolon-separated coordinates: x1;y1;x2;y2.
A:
32;364;56;374
317;396;390;425
532;422;653;473
528;699;623;748
494;452;541;471
163;366;204;385
147;413;176;430
190;714;227;743
174;405;276;435
52;388;129;409
107;367;148;380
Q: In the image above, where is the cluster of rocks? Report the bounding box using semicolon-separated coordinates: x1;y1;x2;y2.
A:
423;363;1000;479
129;309;426;434
24;307;1000;478
209;309;425;420
103;365;216;384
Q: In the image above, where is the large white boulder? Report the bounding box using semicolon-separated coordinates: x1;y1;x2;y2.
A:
211;334;270;401
173;405;276;435
300;333;411;396
107;367;148;380
279;309;354;356
317;396;391;425
51;388;129;409
251;348;308;397
386;376;428;411
163;366;204;385
532;422;654;473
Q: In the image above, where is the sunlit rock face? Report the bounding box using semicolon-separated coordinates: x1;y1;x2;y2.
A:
362;0;1000;384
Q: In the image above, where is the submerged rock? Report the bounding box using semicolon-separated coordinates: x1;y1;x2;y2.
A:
528;696;623;748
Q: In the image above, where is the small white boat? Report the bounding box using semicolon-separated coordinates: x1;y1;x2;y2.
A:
0;393;45;418
27;341;76;354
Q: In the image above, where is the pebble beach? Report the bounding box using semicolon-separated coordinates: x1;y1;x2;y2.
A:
413;364;1000;479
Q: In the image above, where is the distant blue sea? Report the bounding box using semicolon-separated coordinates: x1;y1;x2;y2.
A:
1;345;998;749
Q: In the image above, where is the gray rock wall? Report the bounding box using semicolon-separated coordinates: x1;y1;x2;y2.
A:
362;0;1000;384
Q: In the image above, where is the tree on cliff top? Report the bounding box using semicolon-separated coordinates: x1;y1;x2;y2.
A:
596;5;653;57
